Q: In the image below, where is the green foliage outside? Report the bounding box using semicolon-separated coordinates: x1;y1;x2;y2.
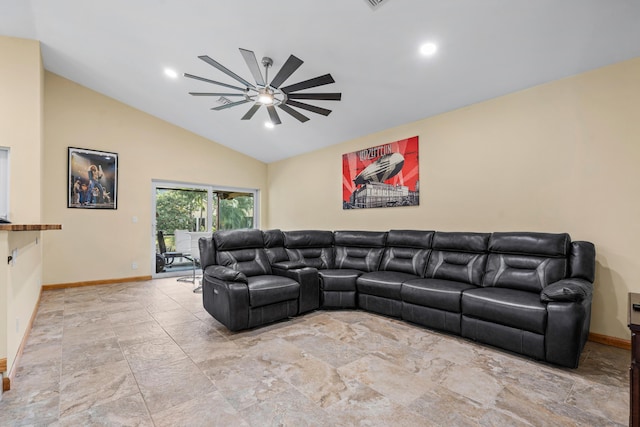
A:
218;195;254;230
156;189;254;237
156;189;207;235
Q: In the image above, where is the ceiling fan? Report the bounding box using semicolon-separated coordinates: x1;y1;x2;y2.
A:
184;48;341;126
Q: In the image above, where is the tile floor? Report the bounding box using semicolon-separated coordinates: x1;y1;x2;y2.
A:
0;278;630;426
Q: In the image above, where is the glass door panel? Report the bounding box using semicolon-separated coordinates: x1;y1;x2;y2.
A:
154;186;207;275
213;191;254;230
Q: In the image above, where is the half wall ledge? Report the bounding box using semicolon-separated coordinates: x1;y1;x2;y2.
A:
0;224;62;231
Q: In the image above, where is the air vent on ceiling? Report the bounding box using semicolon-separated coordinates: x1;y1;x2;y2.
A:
364;0;388;10
217;96;233;106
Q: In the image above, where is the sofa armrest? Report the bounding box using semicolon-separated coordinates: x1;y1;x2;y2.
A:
204;265;248;284
272;260;307;270
201;270;249;332
541;278;593;303
272;266;320;314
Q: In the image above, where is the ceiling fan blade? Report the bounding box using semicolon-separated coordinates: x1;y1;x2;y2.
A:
211;99;251;111
189;92;246;97
239;48;266;86
184;73;247;91
286;93;342;101
198;55;255;89
285;100;332;116
266;105;282;125
281;74;335;94
241;103;261;120
278;103;310;123
269;55;304;89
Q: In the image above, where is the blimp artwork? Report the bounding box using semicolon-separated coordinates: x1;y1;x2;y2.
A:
342;136;419;209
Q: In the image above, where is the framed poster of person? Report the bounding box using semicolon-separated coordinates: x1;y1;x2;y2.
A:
68;147;118;209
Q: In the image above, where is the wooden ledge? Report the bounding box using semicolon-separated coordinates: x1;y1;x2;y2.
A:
0;224;62;232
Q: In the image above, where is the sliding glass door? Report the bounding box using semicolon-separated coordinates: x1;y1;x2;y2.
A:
152;181;258;277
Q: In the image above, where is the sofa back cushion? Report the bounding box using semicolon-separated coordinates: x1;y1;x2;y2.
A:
569;241;596;282
379;230;433;276
482;232;570;292
432;231;491;253
427;232;490;285
334;230;387;272
213;229;272;276
284;230;334;269
197;235;216;270
262;229;288;264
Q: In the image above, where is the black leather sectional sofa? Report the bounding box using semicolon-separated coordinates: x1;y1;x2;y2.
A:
198;228;595;368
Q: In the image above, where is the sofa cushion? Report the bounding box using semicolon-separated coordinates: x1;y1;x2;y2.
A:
385;229;434;248
283;230;334;269
432;231;490;253
334;231;387;272
247;275;300;308
286;247;334;269
426;251;487;286
263;229;285;248
262;229;288;264
482;253;566;293
488;232;570;257
401;278;477;312
318;269;363;291
569;241;596;282
378;230;432;276
217;248;272;277
214;228;264;251
334;246;384;272
379;246;431;276
334;230;387;247
462;287;547;334
357;271;419;300
284;230;334;248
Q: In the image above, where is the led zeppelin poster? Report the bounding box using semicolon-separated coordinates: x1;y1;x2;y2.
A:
342;136;419;209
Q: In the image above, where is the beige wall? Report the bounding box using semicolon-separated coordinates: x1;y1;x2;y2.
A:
268;57;640;341
0;36;43;222
0;36;44;376
42;73;268;285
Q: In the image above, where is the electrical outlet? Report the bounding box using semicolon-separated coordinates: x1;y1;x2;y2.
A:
131;262;138;270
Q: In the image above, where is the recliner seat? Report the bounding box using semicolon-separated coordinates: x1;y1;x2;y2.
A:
357;230;432;317
200;229;301;331
401;231;489;335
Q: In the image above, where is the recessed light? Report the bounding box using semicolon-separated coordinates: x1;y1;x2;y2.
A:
264;122;275;129
420;43;438;56
164;68;178;79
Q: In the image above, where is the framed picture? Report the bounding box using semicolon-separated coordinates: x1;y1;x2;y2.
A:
68;147;118;209
342;136;419;209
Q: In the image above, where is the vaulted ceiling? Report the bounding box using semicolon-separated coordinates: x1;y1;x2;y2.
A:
2;0;639;163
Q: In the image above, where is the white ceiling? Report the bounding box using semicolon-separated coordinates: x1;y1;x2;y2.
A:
1;0;639;163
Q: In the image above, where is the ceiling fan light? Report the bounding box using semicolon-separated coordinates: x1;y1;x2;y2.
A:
264;121;275;128
420;42;438;56
258;92;274;105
